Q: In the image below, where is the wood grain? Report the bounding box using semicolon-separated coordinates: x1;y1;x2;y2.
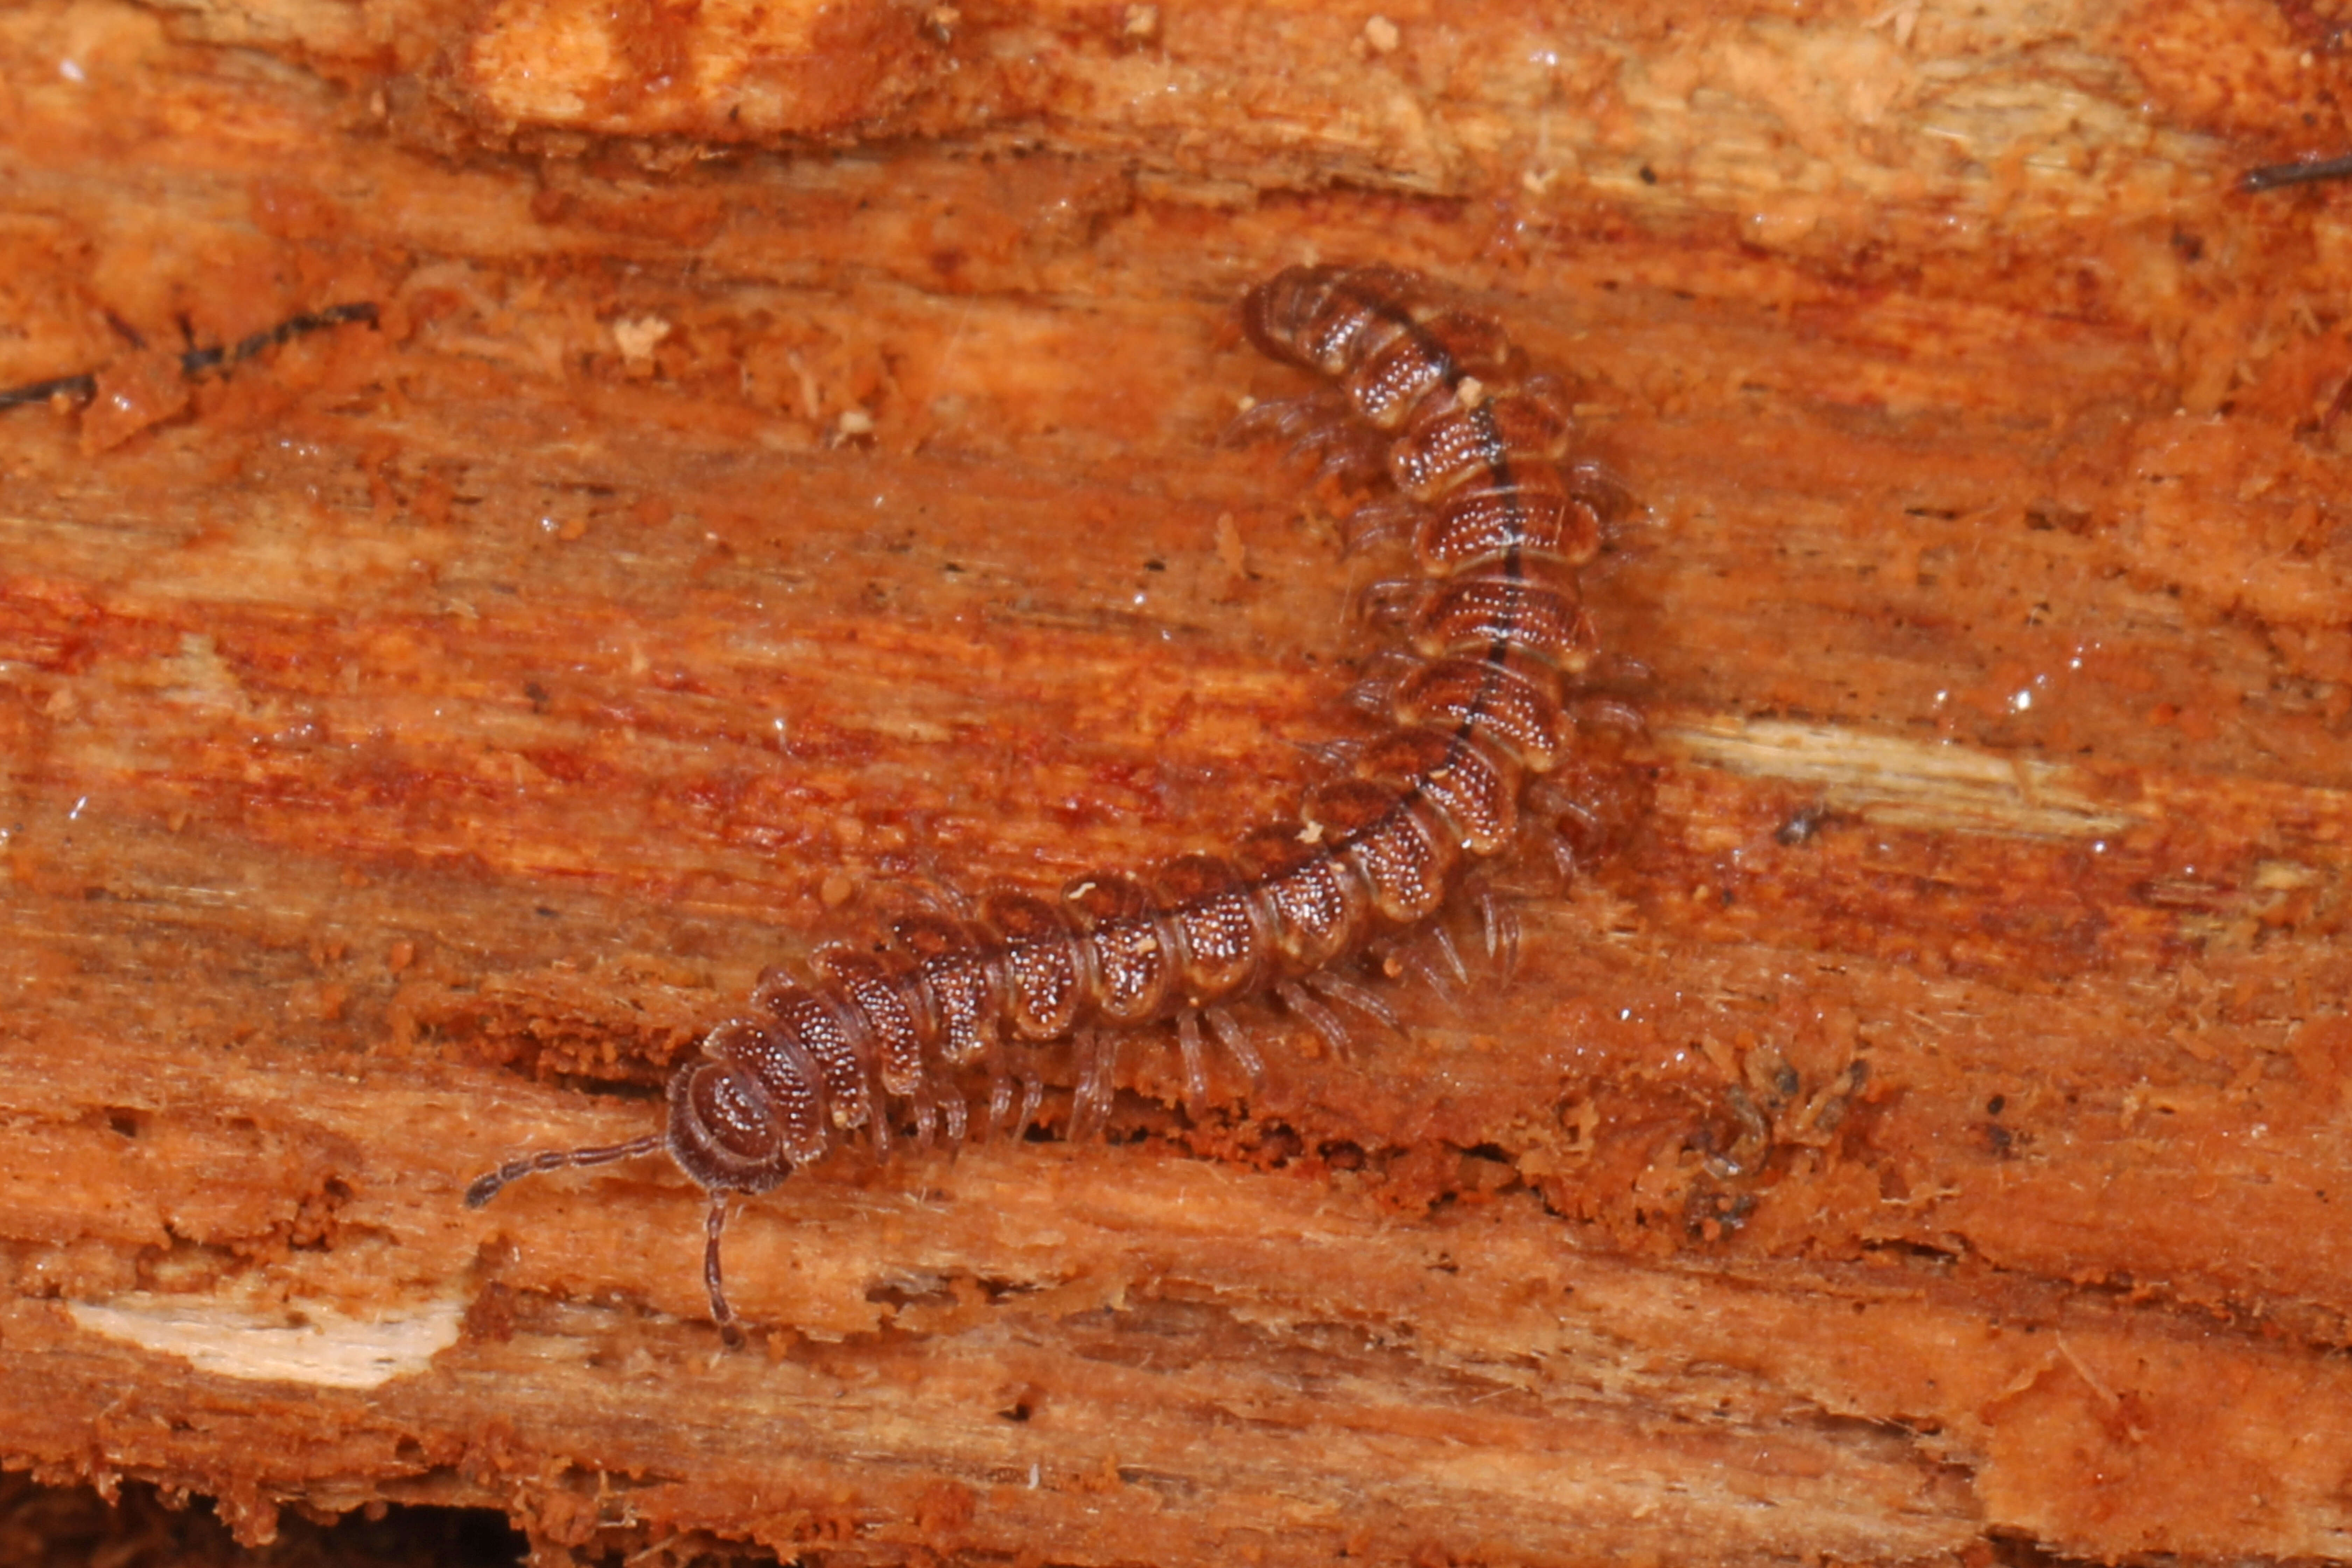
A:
5;0;2352;1561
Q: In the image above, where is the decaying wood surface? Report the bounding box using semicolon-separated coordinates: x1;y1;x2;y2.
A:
6;0;2352;1561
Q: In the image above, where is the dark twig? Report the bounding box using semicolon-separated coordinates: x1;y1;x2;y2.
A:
0;301;378;412
2241;153;2352;194
0;372;101;411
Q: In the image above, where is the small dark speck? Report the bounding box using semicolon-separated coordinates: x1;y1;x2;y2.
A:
1638;164;1658;185
1143;559;1167;573
523;681;550;710
942;561;965;575
998;1402;1031;1422
1987;1124;2014;1156
1776;804;1829;846
1987;1095;2005;1116
535;906;560;918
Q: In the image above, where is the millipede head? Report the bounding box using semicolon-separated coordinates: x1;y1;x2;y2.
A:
662;1019;823;1195
465;1014;841;1342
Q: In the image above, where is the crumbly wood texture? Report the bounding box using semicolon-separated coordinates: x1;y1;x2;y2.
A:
5;0;2352;1562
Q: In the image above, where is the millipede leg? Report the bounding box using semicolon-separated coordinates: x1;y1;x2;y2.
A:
1374;939;1459;1002
1219;388;1349;448
975;1035;1016;1143
1517;816;1579;887
1305;422;1391;486
1564;694;1649;738
1277;980;1354;1057
1567;456;1639;523
1343;650;1424;718
906;876;978;922
1356;577;1422;630
1475;888;1523;979
1302;972;1401;1035
1175;1010;1212;1119
1427;925;1470;987
1068;1029;1097;1138
1014;1073;1045;1142
1203;1008;1265;1090
1070;1028;1120;1142
1295;737;1364;772
1338;493;1423;554
1093;1032;1124;1134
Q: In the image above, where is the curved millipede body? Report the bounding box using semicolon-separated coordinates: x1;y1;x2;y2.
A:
466;265;1641;1338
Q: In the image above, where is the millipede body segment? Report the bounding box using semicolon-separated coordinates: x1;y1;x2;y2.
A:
467;265;1638;1337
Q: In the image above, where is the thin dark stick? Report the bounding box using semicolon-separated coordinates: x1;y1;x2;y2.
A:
181;301;378;377
0;372;100;411
0;300;378;412
2242;153;2352;193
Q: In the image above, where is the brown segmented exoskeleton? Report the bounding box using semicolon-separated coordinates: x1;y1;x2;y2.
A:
466;264;1645;1340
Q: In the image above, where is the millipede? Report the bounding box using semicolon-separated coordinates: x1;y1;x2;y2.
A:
466;264;1644;1340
